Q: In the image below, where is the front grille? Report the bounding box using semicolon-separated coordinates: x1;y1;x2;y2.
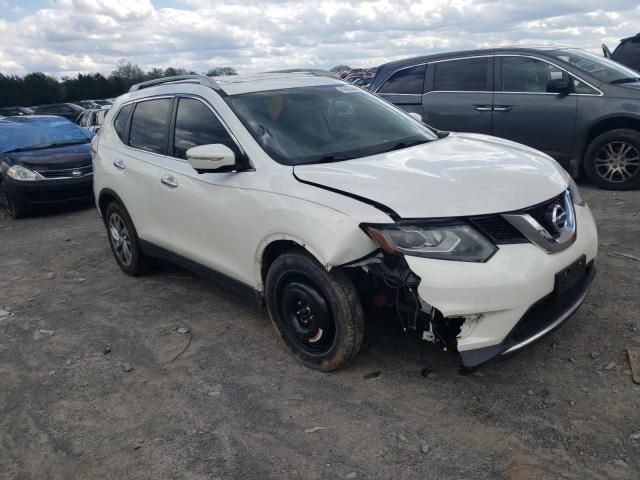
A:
470;215;527;244
523;194;564;238
36;165;93;179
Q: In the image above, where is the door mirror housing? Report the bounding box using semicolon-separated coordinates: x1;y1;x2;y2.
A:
547;78;571;95
408;112;423;123
186;144;236;173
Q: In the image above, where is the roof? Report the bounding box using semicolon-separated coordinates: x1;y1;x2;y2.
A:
0;115;72;125
127;72;344;97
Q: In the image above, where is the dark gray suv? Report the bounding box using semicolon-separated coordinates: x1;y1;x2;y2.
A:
370;47;640;190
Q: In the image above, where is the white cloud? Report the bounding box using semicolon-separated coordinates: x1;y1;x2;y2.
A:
0;0;638;77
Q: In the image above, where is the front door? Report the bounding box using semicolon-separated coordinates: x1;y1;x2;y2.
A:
491;56;577;162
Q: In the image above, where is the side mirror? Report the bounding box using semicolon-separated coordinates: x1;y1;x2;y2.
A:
186;144;236;173
408;112;423;123
547;78;571;95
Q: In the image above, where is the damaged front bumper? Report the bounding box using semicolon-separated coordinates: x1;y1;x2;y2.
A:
403;204;598;368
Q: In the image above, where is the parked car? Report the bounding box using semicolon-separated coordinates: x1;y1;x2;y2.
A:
94;74;598;371
0;116;94;218
76;107;110;133
76;100;101;109
89;99;114;107
0;106;34;117
603;33;640;72
345;74;374;89
370;47;640;190
31;103;84;122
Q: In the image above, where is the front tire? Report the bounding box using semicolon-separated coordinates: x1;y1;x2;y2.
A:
104;202;151;276
584;129;640;190
0;180;26;219
265;251;364;371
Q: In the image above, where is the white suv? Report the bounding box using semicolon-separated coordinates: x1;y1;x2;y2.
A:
92;73;598;371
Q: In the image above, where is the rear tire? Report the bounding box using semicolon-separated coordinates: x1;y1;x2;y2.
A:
265;251;364;371
584;129;640;190
104;202;151;276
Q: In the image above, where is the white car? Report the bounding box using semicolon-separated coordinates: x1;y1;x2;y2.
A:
92;73;598;371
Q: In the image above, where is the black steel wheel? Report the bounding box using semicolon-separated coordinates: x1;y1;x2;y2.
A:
265;251;364;371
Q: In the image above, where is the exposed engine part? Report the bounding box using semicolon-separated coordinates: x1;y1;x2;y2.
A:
345;251;462;351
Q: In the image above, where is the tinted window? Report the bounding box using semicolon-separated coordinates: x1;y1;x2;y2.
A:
173;98;238;159
501;57;567;92
378;64;426;94
615;41;640;67
114;104;133;141
129;99;172;153
434;58;490;91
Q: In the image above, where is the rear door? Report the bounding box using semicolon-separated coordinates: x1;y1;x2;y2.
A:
374;63;426;116
157;95;254;280
491;55;577;161
422;56;494;134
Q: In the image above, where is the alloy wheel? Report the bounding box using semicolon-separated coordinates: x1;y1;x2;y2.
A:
109;213;133;266
594;141;640;183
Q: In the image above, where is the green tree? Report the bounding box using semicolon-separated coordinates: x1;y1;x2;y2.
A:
206;67;237;76
330;65;351;73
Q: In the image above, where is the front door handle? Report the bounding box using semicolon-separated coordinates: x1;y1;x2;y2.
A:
474;105;492;112
493;105;513;112
113;159;126;170
161;175;178;188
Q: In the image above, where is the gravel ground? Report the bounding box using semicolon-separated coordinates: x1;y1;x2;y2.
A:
1;185;639;480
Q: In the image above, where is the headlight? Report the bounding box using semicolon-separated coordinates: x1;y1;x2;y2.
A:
566;176;586;206
362;221;497;262
7;165;44;181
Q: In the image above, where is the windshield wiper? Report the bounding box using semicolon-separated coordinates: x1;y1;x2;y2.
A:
4;139;90;153
380;138;430;153
314;154;355;163
610;77;640;84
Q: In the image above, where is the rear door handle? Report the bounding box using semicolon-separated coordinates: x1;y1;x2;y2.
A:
113;159;126;170
493;105;513;112
161;174;178;188
474;105;493;112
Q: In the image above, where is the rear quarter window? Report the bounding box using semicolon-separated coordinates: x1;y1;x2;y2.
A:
113;104;133;142
377;64;426;94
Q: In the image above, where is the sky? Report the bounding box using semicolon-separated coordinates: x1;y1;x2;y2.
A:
0;0;639;78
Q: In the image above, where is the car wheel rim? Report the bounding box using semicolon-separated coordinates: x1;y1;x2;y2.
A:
109;213;133;266
594;141;640;183
277;276;336;355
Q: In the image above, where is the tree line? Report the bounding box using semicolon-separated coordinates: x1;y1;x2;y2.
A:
0;59;237;108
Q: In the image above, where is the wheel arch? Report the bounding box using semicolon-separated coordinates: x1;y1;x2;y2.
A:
256;235;330;293
97;188;125;220
582;115;640;157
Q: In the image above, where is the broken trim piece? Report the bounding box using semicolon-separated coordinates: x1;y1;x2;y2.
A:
293;170;400;220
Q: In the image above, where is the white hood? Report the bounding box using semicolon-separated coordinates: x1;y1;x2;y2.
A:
294;133;568;218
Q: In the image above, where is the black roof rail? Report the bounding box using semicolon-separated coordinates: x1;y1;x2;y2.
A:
265;69;340;79
128;75;226;95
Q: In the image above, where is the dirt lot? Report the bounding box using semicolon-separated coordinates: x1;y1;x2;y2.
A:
1;185;639;480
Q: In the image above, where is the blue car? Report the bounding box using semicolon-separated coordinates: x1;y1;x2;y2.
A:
0;116;94;218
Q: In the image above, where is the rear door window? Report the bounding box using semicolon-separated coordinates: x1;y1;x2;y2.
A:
378;64;426;94
172;97;239;159
433;57;491;91
129;99;173;154
614;41;640;67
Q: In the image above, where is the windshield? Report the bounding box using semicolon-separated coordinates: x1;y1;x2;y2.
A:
548;49;639;83
225;84;438;165
0;118;93;153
